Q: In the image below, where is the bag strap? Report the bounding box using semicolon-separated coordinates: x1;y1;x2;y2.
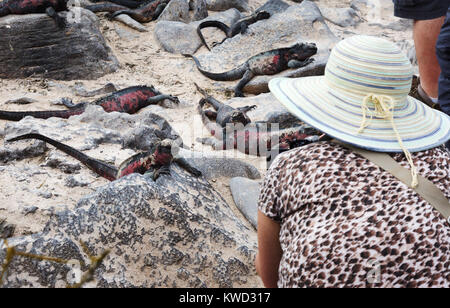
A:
332;140;450;223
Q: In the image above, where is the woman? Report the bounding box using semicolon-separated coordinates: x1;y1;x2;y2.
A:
255;36;450;288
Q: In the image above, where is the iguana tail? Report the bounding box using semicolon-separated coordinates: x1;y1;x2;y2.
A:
197;20;231;51
109;10;152;23
0;107;85;121
183;54;247;81
7;133;118;181
194;83;226;112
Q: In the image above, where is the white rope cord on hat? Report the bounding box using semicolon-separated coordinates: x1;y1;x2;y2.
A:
358;94;419;188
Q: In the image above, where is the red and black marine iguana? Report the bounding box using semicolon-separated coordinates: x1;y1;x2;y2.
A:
7;133;202;181
197;10;271;51
0;0;68;27
194;84;325;156
108;0;169;23
0;86;179;122
184;42;318;97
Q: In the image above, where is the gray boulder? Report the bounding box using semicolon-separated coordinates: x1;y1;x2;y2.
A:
318;6;361;27
113;14;149;32
206;0;249;12
179;149;261;179
256;0;290;15
189;1;338;95
158;0;191;22
0;8;119;80
0;169;260;287
155;9;242;54
230;177;261;229
154;21;201;54
190;0;208;21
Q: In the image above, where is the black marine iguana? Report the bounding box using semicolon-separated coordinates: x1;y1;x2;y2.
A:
108;0;169;23
195;83;256;128
197;10;271;51
7;133;202;181
0;86;179;121
184;42;318;97
0;0;69;27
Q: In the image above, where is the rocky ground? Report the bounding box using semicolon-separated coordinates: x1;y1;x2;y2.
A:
0;0;415;287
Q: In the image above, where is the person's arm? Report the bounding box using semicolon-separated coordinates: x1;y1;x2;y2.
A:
255;210;282;288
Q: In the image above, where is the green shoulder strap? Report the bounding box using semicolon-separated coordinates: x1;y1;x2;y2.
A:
333;140;450;223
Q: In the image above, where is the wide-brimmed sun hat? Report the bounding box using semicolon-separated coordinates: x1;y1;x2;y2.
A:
269;35;450;154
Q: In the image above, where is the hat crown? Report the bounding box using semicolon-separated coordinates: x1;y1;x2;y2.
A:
325;35;413;105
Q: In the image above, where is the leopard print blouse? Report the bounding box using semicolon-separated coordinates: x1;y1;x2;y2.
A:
258;142;450;288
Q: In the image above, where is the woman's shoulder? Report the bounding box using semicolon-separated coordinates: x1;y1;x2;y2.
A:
271;141;356;168
270;142;449;183
273;141;449;166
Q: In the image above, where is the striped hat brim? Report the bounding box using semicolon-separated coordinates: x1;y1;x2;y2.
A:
269;76;450;153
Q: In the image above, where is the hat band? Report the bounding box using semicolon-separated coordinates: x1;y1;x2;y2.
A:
358;93;419;187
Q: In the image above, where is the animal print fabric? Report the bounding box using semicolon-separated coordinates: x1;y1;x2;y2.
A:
258;142;450;288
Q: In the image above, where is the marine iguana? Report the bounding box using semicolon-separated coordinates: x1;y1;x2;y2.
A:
0;0;69;27
108;0;169;23
197;102;324;157
197;10;270;51
195;83;256;128
0;86;179;121
184;42;318;97
7;133;202;181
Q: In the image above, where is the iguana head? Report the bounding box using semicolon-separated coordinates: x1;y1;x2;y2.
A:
256;10;271;20
287;42;318;61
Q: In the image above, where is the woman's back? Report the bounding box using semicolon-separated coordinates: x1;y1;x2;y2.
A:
258;142;450;288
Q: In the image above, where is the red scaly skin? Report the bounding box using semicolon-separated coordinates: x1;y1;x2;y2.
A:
0;0;67;15
152;150;172;166
117;156;149;178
